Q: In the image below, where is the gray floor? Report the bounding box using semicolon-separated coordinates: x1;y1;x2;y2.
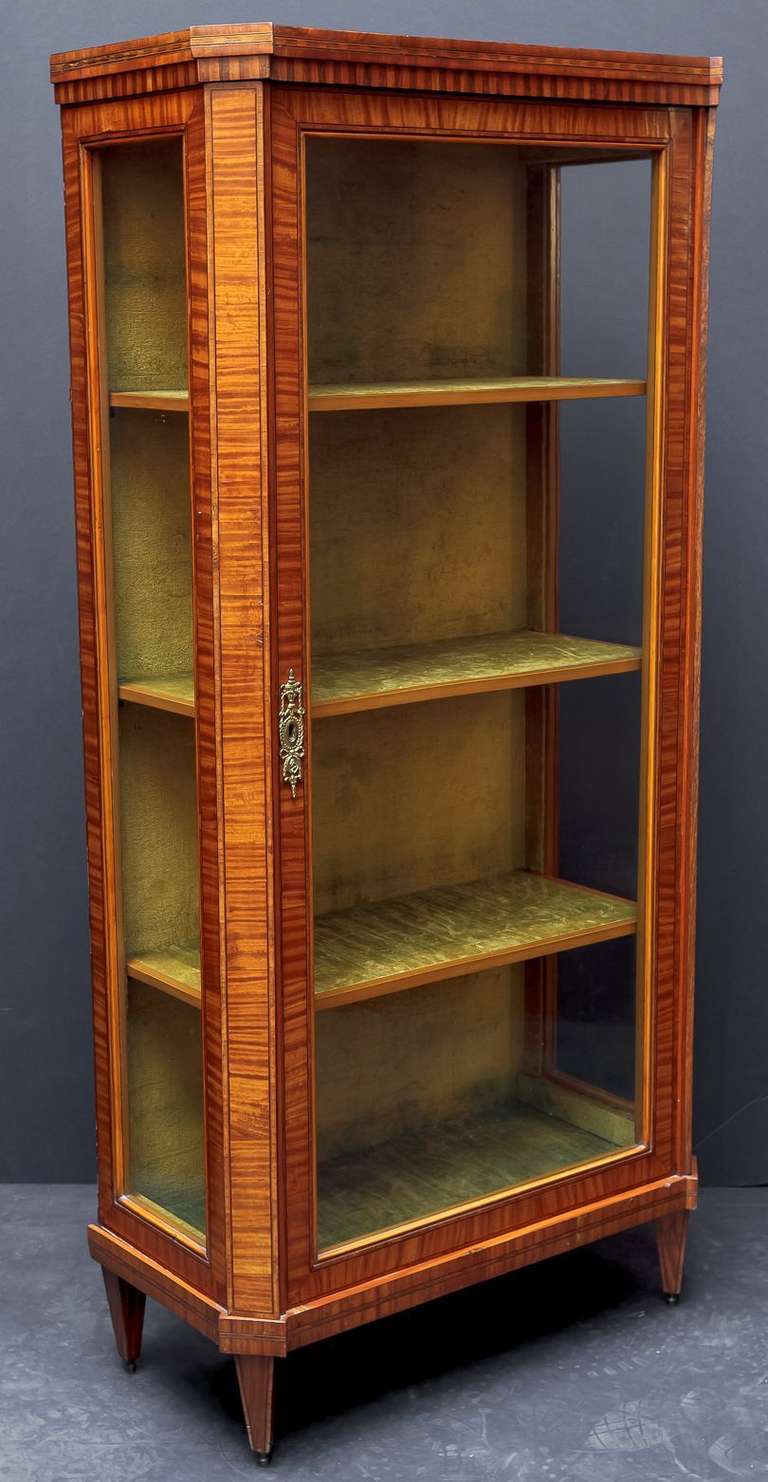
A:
1;1186;766;1480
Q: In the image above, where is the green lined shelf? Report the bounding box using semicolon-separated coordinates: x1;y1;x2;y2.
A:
110;389;189;412
318;1098;627;1251
118;674;195;716
309;375;646;413
127;942;201;1008
315;870;637;1009
312;630;641;716
117;632;640;722
110;378;646;415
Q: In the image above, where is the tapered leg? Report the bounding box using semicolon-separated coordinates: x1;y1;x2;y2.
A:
235;1356;276;1465
102;1268;147;1371
656;1210;689;1304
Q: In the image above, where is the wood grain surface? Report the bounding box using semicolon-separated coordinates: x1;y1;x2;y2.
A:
309;376;645;411
53;26;716;1367
102;1268;146;1365
61;89;221;1299
118;674;195;715
270;82;710;1313
109;390;188;411
206;84;280;1319
126;943;201;1004
87;1165;695;1354
50;27;723;110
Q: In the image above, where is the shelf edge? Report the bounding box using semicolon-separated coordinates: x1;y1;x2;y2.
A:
309;378;647;412
312;652;642;718
315;913;637;1010
110;390;190;412
118;680;196;717
127;955;201;1007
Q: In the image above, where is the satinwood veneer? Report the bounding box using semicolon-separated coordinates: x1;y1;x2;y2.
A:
51;23;720;1462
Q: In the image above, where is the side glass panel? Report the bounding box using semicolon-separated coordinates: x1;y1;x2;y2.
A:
555;162;652;1108
98;139;205;1243
305;137;653;1255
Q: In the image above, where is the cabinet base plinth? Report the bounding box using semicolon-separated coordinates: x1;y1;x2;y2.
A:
88;1171;698;1361
88;1171;697;1460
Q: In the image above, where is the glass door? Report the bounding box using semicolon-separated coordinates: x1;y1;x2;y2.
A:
303;135;656;1256
95;137;205;1246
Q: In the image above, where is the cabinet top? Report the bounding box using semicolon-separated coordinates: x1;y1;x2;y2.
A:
50;23;723;108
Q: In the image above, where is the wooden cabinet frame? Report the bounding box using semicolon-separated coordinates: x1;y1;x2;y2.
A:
272;84;717;1310
52;26;720;1461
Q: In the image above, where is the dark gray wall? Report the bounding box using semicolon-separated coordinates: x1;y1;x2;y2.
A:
1;0;765;1184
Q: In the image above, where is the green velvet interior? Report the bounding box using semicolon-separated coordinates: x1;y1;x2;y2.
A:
317;965;525;1160
110;409;193;681
306;138;527;384
310;405;527;656
312;691;527;916
101;137;187;391
318;1097;622;1252
118;704;199;958
126;979;205;1235
100;136;204;1241
307;137;538;1230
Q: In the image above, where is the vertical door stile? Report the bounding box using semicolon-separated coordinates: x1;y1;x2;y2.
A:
208;83;281;1320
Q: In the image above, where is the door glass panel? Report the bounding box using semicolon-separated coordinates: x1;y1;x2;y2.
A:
306;136;653;1253
98;138;205;1243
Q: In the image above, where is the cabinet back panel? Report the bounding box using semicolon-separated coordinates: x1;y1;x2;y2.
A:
110;409;192;680
306;139;527;384
312;691;526;915
317;965;524;1159
310;405;527;654
118;705;199;956
101;138;187;392
126;980;204;1233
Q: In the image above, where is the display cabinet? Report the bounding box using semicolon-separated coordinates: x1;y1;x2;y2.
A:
50;25;721;1463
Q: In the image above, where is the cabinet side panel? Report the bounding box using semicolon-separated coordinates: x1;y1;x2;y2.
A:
206;83;280;1317
61;91;221;1298
61;120;114;1219
187;94;229;1299
663;108;717;1171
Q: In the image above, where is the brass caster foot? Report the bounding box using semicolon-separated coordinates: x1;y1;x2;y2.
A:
664;1292;680;1306
124;1359;138;1373
255;1452;272;1467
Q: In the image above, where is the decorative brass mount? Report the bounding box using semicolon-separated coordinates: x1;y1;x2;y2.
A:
279;669;305;798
